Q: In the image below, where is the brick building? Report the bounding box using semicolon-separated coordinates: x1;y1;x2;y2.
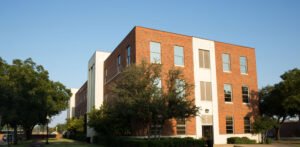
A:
83;26;260;144
75;81;87;118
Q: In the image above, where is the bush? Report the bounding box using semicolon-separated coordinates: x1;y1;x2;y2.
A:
227;137;256;144
94;136;205;147
265;138;272;144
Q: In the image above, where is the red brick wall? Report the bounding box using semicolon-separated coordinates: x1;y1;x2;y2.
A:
75;81;87;118
104;28;136;86
214;42;259;134
135;26;196;135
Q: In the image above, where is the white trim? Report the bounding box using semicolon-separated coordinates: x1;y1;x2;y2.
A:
192;37;218;141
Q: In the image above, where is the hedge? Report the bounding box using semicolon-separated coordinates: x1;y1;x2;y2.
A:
227;137;256;144
93;136;206;147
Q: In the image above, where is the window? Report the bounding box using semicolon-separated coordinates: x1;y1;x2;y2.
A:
222;54;231;72
105;68;107;82
127;46;131;65
224;84;232;102
117;54;121;72
199;49;210;68
176;118;186;135
244;117;251;133
200;81;212;101
240;56;248;74
242;86;249;103
117;54;121;66
176;79;185;98
154;77;162;89
150;42;161;63
174;46;184;66
226;116;234;134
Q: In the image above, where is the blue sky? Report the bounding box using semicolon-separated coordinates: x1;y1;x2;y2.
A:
1;0;299;127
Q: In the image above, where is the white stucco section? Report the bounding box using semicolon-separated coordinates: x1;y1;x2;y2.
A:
87;51;110;138
192;37;219;141
67;88;78;119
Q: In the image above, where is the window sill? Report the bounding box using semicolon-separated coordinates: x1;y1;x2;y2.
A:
241;73;248;75
223;71;231;73
175;65;184;67
225;102;233;104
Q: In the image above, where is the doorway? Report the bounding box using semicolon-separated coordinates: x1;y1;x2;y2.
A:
202;125;213;147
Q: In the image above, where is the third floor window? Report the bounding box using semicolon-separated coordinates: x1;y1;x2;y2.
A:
150;42;161;63
199;49;210;69
222;53;231;72
174;46;184;66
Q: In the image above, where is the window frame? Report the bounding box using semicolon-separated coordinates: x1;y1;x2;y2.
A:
174;45;184;66
224;84;233;102
150;42;161;64
199;49;210;69
176;118;186;135
127;46;131;65
222;53;231;72
226;116;234;134
244;117;251;133
240;56;248;74
242;85;250;103
200;81;212;101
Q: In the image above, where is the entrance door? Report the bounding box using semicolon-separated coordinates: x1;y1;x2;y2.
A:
202;125;213;147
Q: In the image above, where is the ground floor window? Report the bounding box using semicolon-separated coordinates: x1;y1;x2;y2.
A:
226;116;234;134
176;118;186;135
244;117;251;133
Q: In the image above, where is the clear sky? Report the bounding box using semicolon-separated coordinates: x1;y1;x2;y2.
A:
1;0;299;127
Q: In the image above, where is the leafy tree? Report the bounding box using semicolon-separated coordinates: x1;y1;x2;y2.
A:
56;123;67;134
252;116;277;143
0;58;71;142
66;117;84;133
88;62;199;138
259;68;300;140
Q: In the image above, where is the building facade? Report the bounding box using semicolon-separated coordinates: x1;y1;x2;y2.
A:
84;26;259;144
67;88;78;119
75;81;87;118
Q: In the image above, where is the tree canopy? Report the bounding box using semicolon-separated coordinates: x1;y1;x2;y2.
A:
88;62;199;138
259;68;300;140
0;58;71;142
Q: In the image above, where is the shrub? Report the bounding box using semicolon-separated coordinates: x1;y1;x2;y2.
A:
227;137;256;144
266;138;272;144
94;136;205;147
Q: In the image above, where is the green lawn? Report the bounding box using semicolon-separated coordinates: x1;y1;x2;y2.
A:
9;138;102;147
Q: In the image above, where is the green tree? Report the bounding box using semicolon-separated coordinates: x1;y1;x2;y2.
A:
259;68;300;140
0;58;71;142
252;116;277;143
88;62;199;138
66;117;85;133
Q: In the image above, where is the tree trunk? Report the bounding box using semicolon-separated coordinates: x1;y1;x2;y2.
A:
274;127;280;140
13;125;18;145
24;127;33;140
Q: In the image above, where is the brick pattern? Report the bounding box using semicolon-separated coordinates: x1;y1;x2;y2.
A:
75;81;87;118
104;28;136;86
135;27;196;135
214;42;259;134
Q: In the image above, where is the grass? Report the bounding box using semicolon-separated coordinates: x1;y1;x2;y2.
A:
8;138;103;147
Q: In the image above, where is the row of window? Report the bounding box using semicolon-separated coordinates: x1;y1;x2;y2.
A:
115;43;248;75
200;81;250;103
117;46;131;67
150;42;184;66
198;50;249;74
226;116;251;134
224;84;250;103
222;53;248;74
